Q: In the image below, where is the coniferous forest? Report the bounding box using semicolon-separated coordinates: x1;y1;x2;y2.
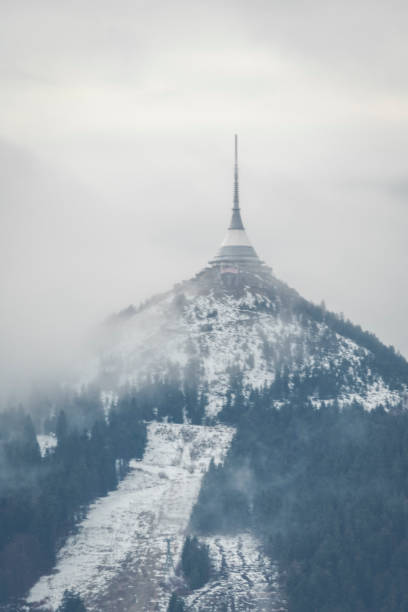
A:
191;397;408;612
3;0;408;609
0;373;206;608
0;396;146;607
1;308;408;610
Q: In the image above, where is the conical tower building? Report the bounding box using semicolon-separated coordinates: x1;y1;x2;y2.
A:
211;135;262;269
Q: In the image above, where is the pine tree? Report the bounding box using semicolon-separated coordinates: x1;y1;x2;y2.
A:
56;410;68;443
181;535;211;590
57;589;86;611
167;592;185;612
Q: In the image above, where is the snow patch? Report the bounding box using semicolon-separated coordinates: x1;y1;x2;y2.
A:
184;533;286;611
93;285;402;418
27;423;234;611
36;434;57;457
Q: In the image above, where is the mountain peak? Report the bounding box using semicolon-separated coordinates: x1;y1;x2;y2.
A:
92;137;407;418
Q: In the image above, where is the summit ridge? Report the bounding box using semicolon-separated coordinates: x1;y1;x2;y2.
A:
93;137;407;416
25;137;408;612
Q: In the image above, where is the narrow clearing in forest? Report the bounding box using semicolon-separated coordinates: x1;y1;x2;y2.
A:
28;423;285;611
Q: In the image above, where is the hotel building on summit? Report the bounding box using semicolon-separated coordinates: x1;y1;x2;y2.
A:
211;135;263;273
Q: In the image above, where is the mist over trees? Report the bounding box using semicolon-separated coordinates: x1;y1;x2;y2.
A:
0;394;146;605
0;373;208;606
191;395;408;612
1;272;408;609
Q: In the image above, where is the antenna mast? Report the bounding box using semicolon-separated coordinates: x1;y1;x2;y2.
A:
233;134;239;210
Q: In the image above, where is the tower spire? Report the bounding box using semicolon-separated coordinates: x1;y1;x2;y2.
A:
233;134;239;209
229;134;244;230
210;135;261;267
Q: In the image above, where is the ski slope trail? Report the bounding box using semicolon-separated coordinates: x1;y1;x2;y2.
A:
27;423;234;611
185;534;286;611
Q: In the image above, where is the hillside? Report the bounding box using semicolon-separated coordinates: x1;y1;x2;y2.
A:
27;423;236;611
6;142;408;610
93;265;407;418
15;262;407;612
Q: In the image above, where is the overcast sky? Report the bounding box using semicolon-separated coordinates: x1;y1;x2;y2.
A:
1;0;408;392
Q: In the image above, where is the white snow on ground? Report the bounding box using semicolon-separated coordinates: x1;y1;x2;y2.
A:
100;390;118;417
97;287;402;416
342;378;402;411
27;423;235;612
184;533;286;611
36;434;57;457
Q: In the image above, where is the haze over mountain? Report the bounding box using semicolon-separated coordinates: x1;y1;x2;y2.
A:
89;138;407;418
0;138;407;612
2;0;408;402
14;140;407;612
2;3;408;609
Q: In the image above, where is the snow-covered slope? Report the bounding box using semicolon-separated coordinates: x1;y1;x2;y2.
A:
27;267;407;611
27;423;234;611
36;434;57;457
93;267;403;415
184;533;286;611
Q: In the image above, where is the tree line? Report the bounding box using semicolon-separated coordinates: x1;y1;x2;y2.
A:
191;395;408;612
0;398;146;605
